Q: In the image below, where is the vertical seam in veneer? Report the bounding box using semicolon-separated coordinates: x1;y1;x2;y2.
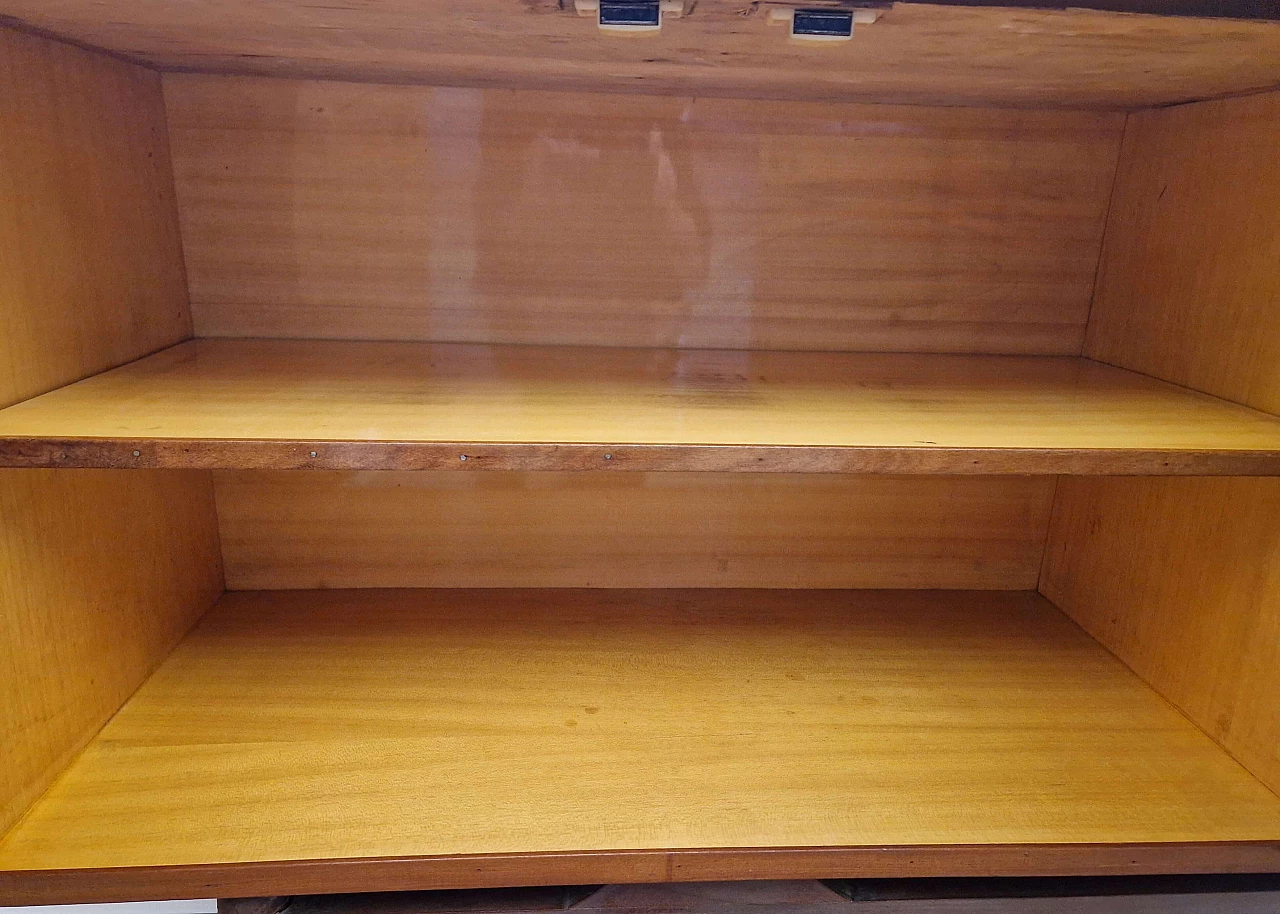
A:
1081;111;1130;359
1035;474;1061;596
206;470;230;597
155;70;197;343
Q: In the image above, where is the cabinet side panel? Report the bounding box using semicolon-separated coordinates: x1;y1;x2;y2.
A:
0;470;223;835
1051;92;1280;796
1041;478;1280;795
0;27;191;407
216;471;1055;591
0;30;222;836
1085;91;1280;415
166;75;1123;355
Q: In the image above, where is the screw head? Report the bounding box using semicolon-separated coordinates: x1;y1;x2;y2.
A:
132;450;141;457
604;454;613;460
460;455;468;461
309;451;318;458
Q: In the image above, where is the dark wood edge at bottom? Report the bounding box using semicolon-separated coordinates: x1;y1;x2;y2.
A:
2;843;1279;905
2;439;1280;475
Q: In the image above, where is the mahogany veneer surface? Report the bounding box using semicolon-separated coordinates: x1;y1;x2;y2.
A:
3;2;1280;107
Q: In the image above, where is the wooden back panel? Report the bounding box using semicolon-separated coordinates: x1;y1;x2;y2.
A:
166;76;1123;355
215;471;1055;591
0;28;222;836
1045;90;1280;796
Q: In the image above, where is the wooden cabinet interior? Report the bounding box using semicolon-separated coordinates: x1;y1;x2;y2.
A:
0;26;225;847
0;2;1279;904
5;340;1280;474
4;589;1280;901
164;80;1123;355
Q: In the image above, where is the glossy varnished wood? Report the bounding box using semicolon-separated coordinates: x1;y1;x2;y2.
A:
0;26;190;408
0;29;222;838
165;78;1121;354
213;472;1054;590
4;3;1280;108
2;340;1280;473
10;846;1280;907
1086;91;1280;417
1042;479;1280;798
1048;90;1280;797
2;589;1279;902
0;470;223;835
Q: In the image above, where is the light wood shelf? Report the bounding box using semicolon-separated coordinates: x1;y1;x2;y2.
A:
2;588;1279;903
1;339;1280;474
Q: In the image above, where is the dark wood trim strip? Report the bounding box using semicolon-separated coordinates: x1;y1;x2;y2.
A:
898;0;1280;21
2;843;1279;905
2;438;1280;475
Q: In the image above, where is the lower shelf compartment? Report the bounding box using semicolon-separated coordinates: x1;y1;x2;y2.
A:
2;589;1279;902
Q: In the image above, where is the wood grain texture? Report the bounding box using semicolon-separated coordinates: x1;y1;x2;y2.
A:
213;471;1054;590
1086;91;1280;416
3;340;1280;474
0;29;221;840
11;438;1280;476
1041;477;1280;797
164;77;1121;354
1049;91;1280;798
0;26;191;410
0;469;223;836
4;3;1280;107
1;588;1279;899
6;846;1280;907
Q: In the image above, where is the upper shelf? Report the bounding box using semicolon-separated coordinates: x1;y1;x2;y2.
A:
2;1;1280;108
1;338;1280;474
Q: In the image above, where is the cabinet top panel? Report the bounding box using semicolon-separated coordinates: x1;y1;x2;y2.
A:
2;339;1280;474
2;1;1280;108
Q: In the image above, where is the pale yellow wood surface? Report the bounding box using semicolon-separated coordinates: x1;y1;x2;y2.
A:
0;29;221;838
3;588;1280;874
165;77;1121;354
3;340;1280;462
1042;478;1280;798
214;471;1054;591
0;469;224;836
0;26;191;409
1049;90;1280;797
1086;91;1280;416
5;3;1280;107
